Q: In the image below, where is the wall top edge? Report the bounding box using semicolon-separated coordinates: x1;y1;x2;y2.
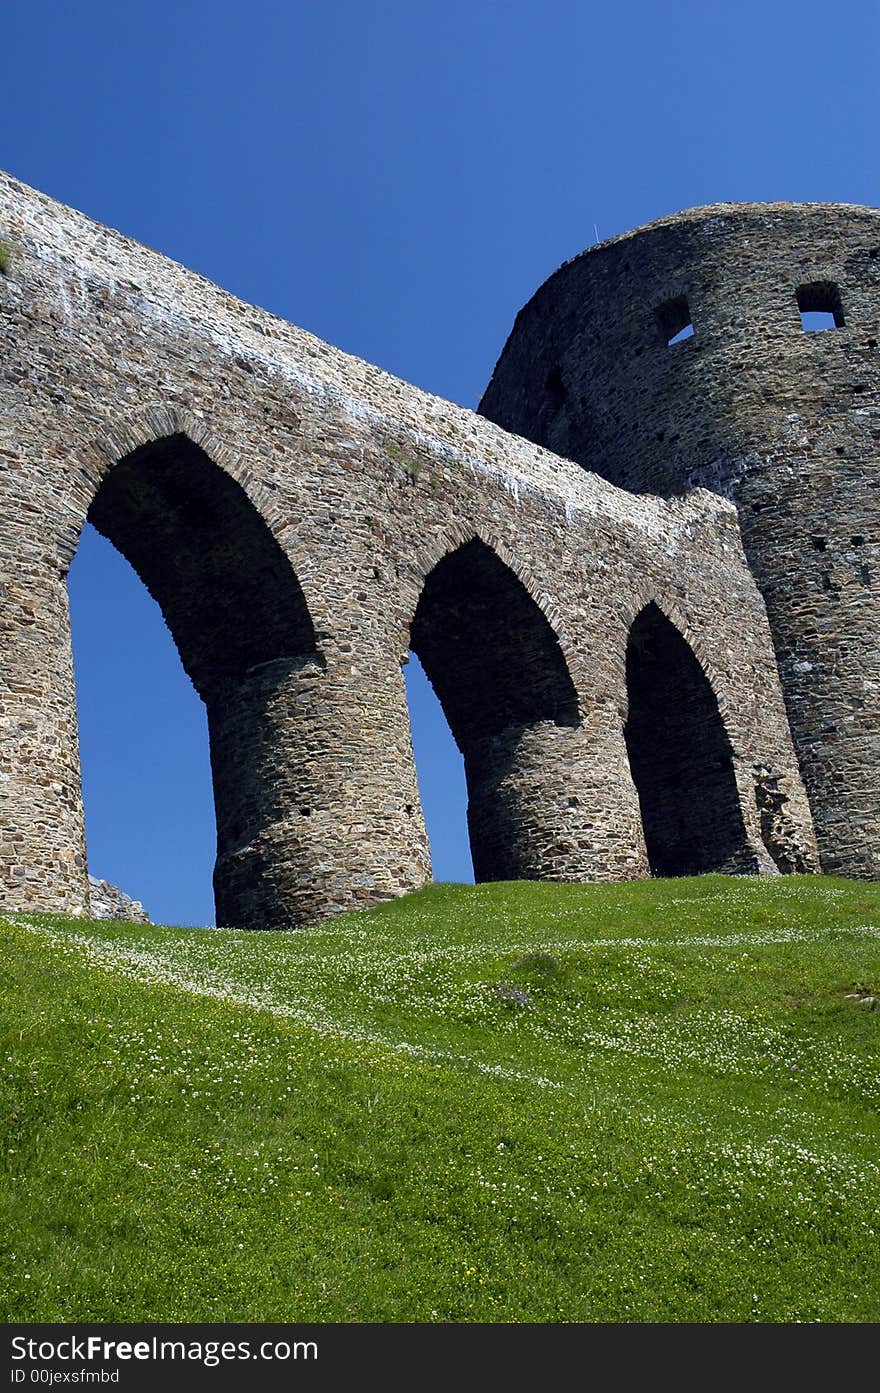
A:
0;169;740;540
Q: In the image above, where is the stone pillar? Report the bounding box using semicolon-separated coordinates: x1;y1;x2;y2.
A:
464;707;650;884
207;651;431;928
0;539;89;916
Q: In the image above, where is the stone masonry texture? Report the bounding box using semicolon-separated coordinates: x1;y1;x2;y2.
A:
480;202;880;881
87;875;149;924
0;175;828;928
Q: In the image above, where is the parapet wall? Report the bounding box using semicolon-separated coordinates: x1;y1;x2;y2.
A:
0;175;818;926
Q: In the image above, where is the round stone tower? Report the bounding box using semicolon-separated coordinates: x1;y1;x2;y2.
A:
479;202;880;879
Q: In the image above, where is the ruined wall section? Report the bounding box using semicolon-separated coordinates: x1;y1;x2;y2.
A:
0;175;817;925
481;202;880;879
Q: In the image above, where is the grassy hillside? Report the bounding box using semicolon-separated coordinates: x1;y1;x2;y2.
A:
2;875;879;1322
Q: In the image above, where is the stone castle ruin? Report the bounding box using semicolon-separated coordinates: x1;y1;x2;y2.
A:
0;173;876;927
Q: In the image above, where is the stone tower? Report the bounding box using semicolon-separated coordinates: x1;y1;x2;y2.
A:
480;202;880;880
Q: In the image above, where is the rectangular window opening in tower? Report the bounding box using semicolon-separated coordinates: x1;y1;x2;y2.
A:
655;294;694;347
797;281;845;331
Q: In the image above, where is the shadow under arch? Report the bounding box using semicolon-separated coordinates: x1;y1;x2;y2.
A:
409;536;580;882
83;431;322;925
623;601;748;876
88;433;319;692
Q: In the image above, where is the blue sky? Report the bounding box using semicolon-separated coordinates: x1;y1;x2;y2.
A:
3;1;878;924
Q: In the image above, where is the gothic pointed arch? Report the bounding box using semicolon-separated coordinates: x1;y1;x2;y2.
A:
77;429;322;926
85;431;320;697
409;536;579;754
408;536;580;881
624;601;748;876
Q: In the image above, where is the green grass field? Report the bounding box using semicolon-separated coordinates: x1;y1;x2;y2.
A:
2;875;879;1322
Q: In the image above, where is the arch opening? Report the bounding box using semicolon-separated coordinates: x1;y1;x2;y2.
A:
87;434;319;694
72;433;321;925
68;525;216;925
409;538;579;882
403;651;473;883
624;603;747;876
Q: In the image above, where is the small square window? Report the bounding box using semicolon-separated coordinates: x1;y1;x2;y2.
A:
655;295;693;347
797;281;845;331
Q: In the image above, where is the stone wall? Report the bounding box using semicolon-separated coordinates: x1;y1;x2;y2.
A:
0;174;818;926
480;202;879;880
88;876;149;923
